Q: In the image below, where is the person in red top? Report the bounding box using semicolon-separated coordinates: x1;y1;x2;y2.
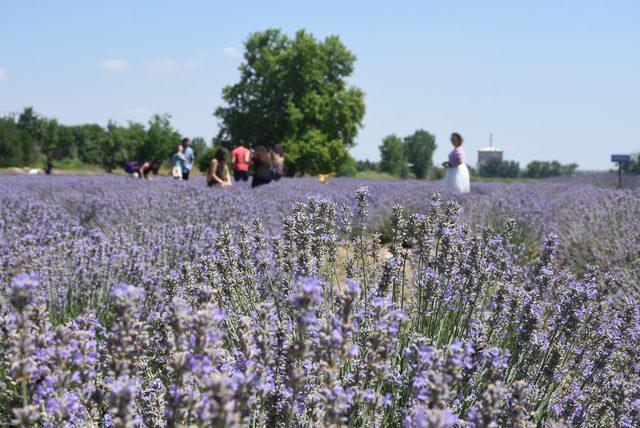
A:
231;140;251;182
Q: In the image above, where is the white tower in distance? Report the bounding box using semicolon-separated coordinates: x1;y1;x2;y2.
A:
477;133;503;169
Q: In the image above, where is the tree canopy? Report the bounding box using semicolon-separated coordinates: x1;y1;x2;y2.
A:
376;129;437;179
214;29;366;175
404;129;436;179
379;135;409;179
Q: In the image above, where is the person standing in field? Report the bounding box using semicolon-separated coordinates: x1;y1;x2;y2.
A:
172;144;186;179
43;158;53;175
181;138;195;180
251;146;273;188
207;148;232;187
231;140;251;182
443;132;471;193
270;145;285;181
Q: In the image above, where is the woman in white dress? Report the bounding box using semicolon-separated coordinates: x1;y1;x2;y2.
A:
443;132;470;193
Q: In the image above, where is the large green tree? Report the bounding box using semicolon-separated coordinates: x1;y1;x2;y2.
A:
214;29;365;175
379;134;409;178
17;107;46;162
404;129;436;179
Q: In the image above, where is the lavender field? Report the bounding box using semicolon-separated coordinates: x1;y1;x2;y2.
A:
1;173;639;426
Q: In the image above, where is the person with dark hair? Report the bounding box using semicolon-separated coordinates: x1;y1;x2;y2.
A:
231;140;251;181
270;145;284;181
443;132;470;193
149;160;162;176
207;148;232;187
251;146;273;188
181;138;195;180
43;159;53;175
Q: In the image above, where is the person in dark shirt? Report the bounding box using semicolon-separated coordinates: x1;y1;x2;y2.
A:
124;160;161;179
251;146;273;188
43;159;53;175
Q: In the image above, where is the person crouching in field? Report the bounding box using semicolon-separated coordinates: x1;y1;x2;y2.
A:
124;160;161;179
207;148;232;187
251;146;273;188
172;145;186;179
443;132;470;193
231;140;251;182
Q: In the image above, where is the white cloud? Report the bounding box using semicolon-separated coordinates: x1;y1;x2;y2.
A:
0;67;5;80
224;46;242;60
100;59;129;72
147;58;202;72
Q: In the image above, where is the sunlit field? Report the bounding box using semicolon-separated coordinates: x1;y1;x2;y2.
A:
1;173;639;426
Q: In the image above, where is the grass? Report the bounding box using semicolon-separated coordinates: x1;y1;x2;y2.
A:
0;163;204;177
354;170;399;180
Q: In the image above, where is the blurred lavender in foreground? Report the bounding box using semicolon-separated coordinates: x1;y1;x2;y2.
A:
0;174;638;426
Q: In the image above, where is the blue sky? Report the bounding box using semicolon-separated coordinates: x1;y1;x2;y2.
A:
1;0;638;170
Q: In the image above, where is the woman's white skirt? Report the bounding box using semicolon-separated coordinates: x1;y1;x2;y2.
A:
444;164;470;194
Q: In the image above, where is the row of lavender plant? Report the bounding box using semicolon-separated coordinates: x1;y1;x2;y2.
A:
2;184;639;426
2;174;638;301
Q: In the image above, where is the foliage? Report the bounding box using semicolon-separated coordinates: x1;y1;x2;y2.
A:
138;114;181;163
0;177;639;426
336;153;358;177
525;160;578;178
0;116;36;167
214;29;365;175
377;129;437;179
378;134;409;178
283;129;348;176
197;147;218;172
623;152;640;174
479;158;520;178
99;121;138;172
404;129;436;179
1;107;184;172
73;124;107;165
190;137;208;163
50;157;88;170
355;159;379;172
429;165;446;180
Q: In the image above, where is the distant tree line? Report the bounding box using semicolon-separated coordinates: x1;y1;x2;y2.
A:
358;149;579;181
0;107;206;171
479;158;578;179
